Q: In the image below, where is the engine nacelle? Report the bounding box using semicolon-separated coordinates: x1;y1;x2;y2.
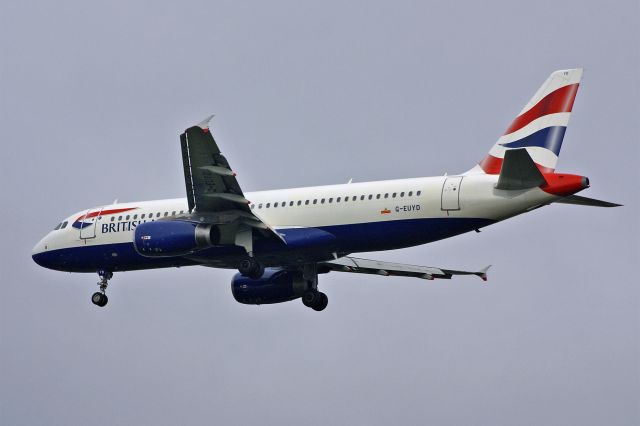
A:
231;268;307;305
133;220;219;257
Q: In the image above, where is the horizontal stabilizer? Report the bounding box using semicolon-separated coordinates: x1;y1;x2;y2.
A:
555;195;622;208
496;149;546;190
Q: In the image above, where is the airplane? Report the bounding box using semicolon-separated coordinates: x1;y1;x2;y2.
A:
32;68;620;311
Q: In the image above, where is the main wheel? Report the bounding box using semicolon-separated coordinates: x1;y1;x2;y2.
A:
238;258;264;279
91;292;108;307
312;292;328;311
302;290;319;308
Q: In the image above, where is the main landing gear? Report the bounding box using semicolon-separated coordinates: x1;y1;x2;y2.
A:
238;257;265;279
302;290;328;311
300;263;328;312
91;269;112;307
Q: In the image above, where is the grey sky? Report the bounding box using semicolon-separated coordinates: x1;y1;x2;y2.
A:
1;1;638;425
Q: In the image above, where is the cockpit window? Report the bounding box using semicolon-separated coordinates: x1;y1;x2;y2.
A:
54;223;62;230
61;221;68;229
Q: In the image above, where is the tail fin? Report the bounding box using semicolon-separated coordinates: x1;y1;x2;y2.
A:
469;68;583;174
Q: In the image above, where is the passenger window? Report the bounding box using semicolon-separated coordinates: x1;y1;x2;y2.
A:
368;195;373;200
274;202;278;208
172;211;176;216
329;198;333;203
164;212;169;217
290;201;294;207
133;214;138;219
384;193;389;198
417;190;422;196
250;204;255;210
400;192;405;197
343;197;348;202
141;214;145;219
61;221;68;229
297;201;302;206
376;194;381;199
258;203;263;209
180;210;184;214
313;199;317;205
118;216;122;221
392;193;397;198
408;191;413;196
305;200;310;205
360;195;365;201
321;199;325;204
126;215;130;220
266;203;270;208
337;197;341;202
352;196;357;201
111;217;115;222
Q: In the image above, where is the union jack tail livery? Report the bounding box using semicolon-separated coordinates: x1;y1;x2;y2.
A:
472;68;583;175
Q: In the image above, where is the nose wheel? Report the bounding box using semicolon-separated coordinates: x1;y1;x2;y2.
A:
92;269;112;307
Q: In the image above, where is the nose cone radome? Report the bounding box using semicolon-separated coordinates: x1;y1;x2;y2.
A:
32;236;51;268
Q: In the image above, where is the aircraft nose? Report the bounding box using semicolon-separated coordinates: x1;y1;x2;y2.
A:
32;236;50;268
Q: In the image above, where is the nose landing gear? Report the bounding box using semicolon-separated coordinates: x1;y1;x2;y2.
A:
91;269;112;307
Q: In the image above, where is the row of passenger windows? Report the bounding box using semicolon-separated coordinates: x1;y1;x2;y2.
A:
53;210;187;230
54;189;422;229
109;210;185;222
250;190;422;210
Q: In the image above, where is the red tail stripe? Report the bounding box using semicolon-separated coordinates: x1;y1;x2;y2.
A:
504;83;579;135
75;207;137;222
479;154;554;175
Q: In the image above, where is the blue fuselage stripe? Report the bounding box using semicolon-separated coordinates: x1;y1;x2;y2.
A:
32;217;496;273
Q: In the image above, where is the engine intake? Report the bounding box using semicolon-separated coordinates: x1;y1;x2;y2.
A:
134;220;219;257
232;268;306;305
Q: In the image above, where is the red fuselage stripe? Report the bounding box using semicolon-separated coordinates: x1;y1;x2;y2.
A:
75;207;137;222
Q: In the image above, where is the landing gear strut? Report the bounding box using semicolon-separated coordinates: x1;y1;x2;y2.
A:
238;258;265;279
91;269;112;307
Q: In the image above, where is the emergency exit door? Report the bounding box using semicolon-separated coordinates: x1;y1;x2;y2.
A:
441;176;463;211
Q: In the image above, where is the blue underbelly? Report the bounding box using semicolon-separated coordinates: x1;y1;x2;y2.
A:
33;217;495;273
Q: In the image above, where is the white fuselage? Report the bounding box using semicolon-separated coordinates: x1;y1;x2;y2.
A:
32;173;558;273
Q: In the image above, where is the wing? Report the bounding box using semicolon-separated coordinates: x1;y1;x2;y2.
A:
319;256;490;281
180;115;250;214
180;116;284;247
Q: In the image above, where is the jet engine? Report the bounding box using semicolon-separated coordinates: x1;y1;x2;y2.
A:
231;268;307;305
133;220;219;257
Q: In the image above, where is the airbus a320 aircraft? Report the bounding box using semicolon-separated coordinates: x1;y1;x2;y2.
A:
32;69;619;311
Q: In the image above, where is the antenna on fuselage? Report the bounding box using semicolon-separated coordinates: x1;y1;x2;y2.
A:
113;199;118;204
347;178;353;184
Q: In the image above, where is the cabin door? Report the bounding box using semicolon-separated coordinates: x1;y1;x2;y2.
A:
441;177;463;211
79;207;104;239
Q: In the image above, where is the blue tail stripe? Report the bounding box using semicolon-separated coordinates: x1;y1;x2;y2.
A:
500;126;566;156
